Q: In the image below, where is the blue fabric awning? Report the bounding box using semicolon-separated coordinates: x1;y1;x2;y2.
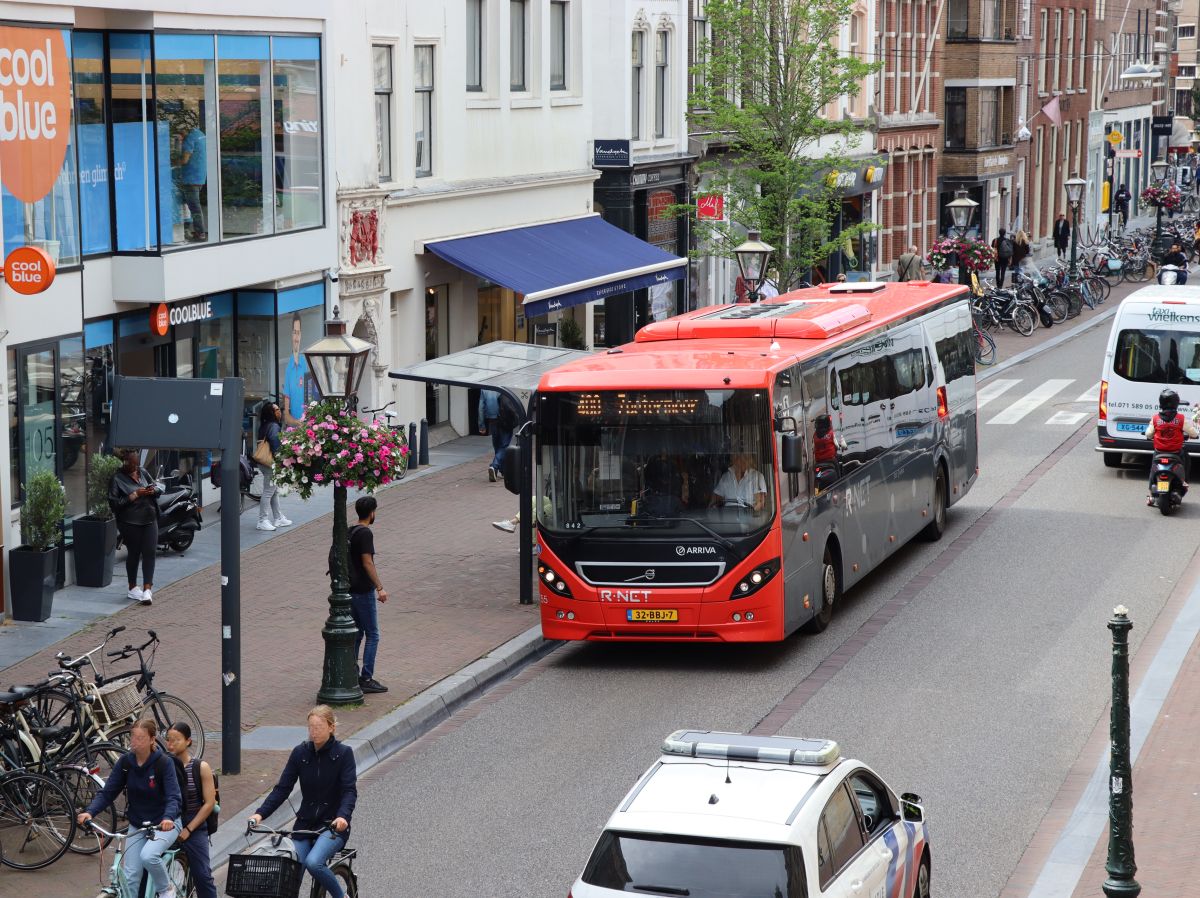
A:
424;215;687;317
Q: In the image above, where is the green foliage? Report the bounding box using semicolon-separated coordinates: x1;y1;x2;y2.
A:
557;316;588;350
21;472;67;550
686;0;882;287
87;453;123;519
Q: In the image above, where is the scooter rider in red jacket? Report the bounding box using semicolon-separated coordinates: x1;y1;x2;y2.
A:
1144;389;1199;503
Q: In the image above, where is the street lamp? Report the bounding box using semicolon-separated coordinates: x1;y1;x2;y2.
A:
1065;175;1087;279
305;306;374;705
1150;158;1170;258
734;230;774;302
946;190;979;287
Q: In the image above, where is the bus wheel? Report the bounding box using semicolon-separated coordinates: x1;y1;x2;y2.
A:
920;467;948;542
803;546;839;634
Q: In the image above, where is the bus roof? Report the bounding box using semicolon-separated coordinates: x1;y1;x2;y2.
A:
540;281;969;392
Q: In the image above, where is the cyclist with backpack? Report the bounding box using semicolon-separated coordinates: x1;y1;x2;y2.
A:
77;718;182;898
167;722;218;898
992;228;1015;287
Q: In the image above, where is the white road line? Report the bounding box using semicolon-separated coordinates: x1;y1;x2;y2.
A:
976;379;1020;410
987;379;1075;425
1046;410;1089;426
1075;382;1101;403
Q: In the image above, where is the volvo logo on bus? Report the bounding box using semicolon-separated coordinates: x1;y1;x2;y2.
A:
676;545;717;556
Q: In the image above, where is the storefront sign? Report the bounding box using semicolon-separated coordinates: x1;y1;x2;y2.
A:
1107;130;1124;146
3;245;54;294
697;193;725;221
151;298;215;335
1152;115;1173;139
593;139;631;168
983;154;1010;168
0;28;71;204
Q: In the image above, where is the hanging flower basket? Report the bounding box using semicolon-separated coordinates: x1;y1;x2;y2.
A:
1140;184;1183;212
273;400;410;501
926;236;995;273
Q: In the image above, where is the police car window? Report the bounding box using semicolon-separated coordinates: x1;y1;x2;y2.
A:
582;831;808;897
817;818;835;887
1113;329;1200;386
847;772;894;836
820;784;865;877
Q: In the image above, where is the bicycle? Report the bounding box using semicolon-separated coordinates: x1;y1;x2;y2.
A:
82;818;194;898
972;318;996;367
0;764;76;869
361;401;411;481
232;822;359;898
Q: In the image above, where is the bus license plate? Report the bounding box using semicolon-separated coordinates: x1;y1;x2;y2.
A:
627;609;678;622
1116;422;1144;433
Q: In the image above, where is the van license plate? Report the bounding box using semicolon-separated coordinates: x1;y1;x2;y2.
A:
1116;422;1144;433
627;609;678;622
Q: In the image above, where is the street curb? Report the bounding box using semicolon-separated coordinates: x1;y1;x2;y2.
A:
207;624;556;867
978;304;1119;383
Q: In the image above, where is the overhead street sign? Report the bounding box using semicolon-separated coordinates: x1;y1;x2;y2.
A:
1115;148;1142;159
1107;131;1124;146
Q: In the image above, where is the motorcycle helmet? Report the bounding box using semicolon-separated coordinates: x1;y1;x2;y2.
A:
1160;389;1180;418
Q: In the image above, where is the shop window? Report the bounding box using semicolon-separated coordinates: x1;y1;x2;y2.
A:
631;32;644;139
277;283;323;427
196;293;235;379
272;36;323;232
425;285;450;424
414;46;434;177
374;45;393;181
478;285;528;346
7;350;17;506
945;87;966;149
74;31;111;257
511;1;527;91
467;0;484;92
83;320;114;467
156;33;218;249
551;1;568;90
60;337;86;524
237;291;277;417
218;35;273;239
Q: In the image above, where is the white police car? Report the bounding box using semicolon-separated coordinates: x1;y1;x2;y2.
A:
570;731;930;898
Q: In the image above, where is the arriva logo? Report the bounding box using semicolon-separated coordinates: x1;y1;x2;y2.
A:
676;545;717;556
0;28;70;204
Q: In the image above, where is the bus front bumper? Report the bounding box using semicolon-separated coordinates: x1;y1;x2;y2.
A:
539;594;784;642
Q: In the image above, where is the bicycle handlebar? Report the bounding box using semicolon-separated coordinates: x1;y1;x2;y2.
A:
82;819;162;840
245;821;339;840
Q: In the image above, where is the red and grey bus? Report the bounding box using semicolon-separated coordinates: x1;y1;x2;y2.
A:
510;281;978;642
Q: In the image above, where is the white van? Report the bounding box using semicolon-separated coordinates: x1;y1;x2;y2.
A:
1098;285;1200;466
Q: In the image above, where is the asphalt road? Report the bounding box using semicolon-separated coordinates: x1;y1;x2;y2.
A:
348;317;1197;898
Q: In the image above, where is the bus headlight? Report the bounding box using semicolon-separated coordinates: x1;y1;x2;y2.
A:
731;558;780;600
538;563;573;598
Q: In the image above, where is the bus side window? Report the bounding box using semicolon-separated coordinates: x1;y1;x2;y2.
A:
829;370;840;410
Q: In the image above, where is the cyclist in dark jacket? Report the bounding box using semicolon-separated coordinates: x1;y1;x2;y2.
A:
250;706;357;898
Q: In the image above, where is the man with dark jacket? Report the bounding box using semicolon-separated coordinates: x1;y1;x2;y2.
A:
1053;213;1071;260
991;228;1015;287
1115;185;1132;228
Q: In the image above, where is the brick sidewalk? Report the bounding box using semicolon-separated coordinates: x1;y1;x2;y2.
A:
1;451;535;895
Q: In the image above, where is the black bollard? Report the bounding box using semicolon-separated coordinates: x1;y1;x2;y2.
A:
408;421;419;469
1102;604;1140;897
419;418;430;466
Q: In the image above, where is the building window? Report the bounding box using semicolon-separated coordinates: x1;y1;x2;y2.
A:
1176;88;1194;117
1038;11;1048;92
1179;24;1196;40
1180;65;1198;78
948;0;968;39
1066;11;1075;90
74;31;111;257
550;1;568;90
691;2;708;101
510;0;527;91
982;0;1001;39
467;0;484;91
632;31;644;139
654;31;668;137
1078;12;1087;90
271;37;323;232
414;45;434;178
217;35;274;239
1021;0;1032;38
945;87;966;148
373;45;393;181
979;87;1000;146
1052;11;1062;92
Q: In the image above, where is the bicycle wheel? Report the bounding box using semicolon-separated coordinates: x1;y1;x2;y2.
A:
148;694;205;760
166;848;198;898
27;687;80;731
1086;275;1111;303
52;765;115;854
246;469;263;502
1009;305;1036;336
65;742;127;824
310;862;358;898
1124;261;1151;283
0;771;76;869
1047;293;1069;322
974;329;996;366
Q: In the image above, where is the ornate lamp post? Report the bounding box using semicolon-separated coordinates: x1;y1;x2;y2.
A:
1150;158;1169;258
734;230;774;302
1102;605;1140;897
946;190;979;287
1065;175;1087;280
304;306;373;704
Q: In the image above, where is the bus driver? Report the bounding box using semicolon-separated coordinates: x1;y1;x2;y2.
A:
709;451;768;513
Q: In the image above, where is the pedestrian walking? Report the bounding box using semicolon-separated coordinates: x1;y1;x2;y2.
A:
1115;184;1131;228
77;719;182;898
1052;213;1071;260
347;496;388;694
1012;230;1031;268
895;245;923;282
249;706;356;898
477;388;513;482
166;722;217;898
991;228;1015;287
109;448;162;605
254;402;291;532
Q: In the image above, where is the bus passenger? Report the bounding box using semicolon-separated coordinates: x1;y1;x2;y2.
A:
710;452;768;513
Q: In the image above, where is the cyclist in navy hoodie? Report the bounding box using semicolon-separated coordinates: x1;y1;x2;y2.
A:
250;705;358;898
79;718;182;898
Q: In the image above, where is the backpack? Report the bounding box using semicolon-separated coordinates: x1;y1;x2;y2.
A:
497;399;519;432
327;524;363;578
170;757;220;836
997;236;1015;260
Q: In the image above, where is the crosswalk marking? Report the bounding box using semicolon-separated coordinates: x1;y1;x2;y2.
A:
976;379;1019;410
1046;410;1089;426
987;379;1075;425
1076;382;1101;403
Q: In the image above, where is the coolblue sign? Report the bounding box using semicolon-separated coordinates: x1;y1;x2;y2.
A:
593;139;630;168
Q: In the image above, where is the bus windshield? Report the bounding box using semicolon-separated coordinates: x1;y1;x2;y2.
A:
536;389;776;537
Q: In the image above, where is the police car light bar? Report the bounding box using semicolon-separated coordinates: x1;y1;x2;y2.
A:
662;730;840;767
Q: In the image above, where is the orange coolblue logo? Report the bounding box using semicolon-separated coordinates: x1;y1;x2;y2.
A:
152;303;169;336
4;245;55;294
0;28;70;204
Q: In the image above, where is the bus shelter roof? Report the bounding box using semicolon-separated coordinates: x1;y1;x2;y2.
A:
388;340;595;402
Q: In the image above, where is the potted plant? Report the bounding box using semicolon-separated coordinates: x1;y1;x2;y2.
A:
9;471;67;621
73;453;123;588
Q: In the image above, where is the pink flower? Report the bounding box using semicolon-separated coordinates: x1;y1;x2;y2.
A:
313;473;324;482
306;429;316;438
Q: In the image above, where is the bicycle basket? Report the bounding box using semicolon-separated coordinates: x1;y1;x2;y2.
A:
226;854;305;898
94;676;144;725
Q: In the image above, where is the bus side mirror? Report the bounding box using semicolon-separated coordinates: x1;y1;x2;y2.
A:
781;434;805;473
501;444;523;495
774;414;797;433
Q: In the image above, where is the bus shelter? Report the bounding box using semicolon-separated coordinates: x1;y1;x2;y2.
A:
389;341;594;604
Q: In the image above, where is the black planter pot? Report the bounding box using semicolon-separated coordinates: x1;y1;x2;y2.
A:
9;546;58;622
73;516;117;588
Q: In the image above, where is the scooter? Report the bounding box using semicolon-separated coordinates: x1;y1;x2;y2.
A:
1149;453;1188;516
156;471;203;552
1157;264;1188;285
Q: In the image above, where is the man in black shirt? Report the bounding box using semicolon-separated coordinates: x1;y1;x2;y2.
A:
348;496;389;693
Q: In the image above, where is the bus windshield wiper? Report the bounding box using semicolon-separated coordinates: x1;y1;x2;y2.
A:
630;886;690;896
622;515;734;550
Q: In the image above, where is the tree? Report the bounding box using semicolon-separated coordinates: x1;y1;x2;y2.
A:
687;0;880;289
